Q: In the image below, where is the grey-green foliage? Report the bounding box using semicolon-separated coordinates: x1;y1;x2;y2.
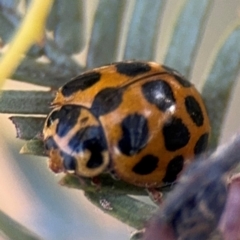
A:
87;0;127;68
202;23;240;149
47;0;85;55
0;0;240;239
164;0;213;77
123;0;165;60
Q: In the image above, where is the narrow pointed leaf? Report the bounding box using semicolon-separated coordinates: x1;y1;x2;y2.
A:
61;174;172;196
164;0;212;77
60;173;148;196
0;11;15;43
87;0;127;68
46;0;59;30
44;39;83;73
0;210;42;240
0;91;54;114
0;1;44;57
0;0;21;44
1;10;20;29
26;45;44;58
85;191;156;229
13;57;79;88
10;116;45;140
1;9;43;57
202;23;240;149
1;1;45;60
47;0;85;55
123;0;165;60
20;139;46;156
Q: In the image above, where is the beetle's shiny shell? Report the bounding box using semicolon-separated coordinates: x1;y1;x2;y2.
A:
43;61;210;187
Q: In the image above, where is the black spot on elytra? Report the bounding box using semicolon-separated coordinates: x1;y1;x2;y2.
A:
163;117;190;151
68;126;107;152
86;150;104;169
132;155;159;175
46;109;61;128
118;114;149;156
91;87;123;116
68;126;107;169
162;155;184;183
194;133;209;155
61;151;76;170
61;71;101;97
115;62;151;76
45;137;58;151
185;96;204;126
142;80;175;112
56;105;81;137
162;65;192;87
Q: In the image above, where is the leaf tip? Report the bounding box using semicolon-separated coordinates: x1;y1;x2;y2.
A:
9;116;21;139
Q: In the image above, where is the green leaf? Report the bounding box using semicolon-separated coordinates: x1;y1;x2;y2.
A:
44;39;83;72
0;1;44;58
85;191;156;229
26;45;44;58
61;174;172;196
0;210;42;240
0;91;53;114
202;22;240;149
164;0;212;77
0;0;20;43
123;0;165;60
47;0;85;55
46;0;58;30
87;0;127;68
0;11;16;43
20;139;46;156
10;116;45;140
61;173;148;196
13;57;79;88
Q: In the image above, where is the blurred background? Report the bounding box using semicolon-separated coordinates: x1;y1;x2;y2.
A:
1;0;240;239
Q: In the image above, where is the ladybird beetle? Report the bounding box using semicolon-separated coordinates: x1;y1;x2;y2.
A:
43;61;210;188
